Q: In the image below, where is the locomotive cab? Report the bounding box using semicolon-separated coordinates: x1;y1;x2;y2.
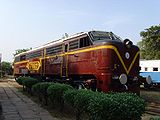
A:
88;31;140;94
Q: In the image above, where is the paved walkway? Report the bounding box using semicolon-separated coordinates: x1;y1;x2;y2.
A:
0;80;58;120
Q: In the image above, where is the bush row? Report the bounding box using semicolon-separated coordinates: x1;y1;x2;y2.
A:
16;76;39;93
64;90;146;120
16;77;146;120
32;82;54;104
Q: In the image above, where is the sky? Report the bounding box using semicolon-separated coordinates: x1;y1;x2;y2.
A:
0;0;160;62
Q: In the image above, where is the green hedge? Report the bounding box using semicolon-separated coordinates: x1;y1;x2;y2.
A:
47;83;73;111
39;82;55;105
47;83;73;102
32;82;54;95
64;89;95;120
108;93;145;120
32;82;41;95
16;77;25;85
20;80;146;120
32;82;42;100
63;89;78;107
22;77;38;89
64;90;145;120
88;92;145;120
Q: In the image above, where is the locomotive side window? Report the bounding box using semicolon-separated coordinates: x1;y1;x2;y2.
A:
89;31;122;42
46;44;62;55
69;40;79;50
65;44;68;52
20;55;26;61
14;56;20;62
153;67;158;71
80;37;91;48
28;50;42;59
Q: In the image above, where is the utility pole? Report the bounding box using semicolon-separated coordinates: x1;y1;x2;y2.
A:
0;54;2;78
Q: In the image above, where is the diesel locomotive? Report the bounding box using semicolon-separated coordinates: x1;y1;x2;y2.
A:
13;31;141;94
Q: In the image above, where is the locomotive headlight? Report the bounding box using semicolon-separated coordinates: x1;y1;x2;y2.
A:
119;74;127;84
123;39;133;48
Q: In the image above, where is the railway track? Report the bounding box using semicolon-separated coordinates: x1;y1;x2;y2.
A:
140;87;160;118
140;87;160;92
146;102;160;116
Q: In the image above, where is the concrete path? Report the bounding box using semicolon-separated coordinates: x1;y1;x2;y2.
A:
0;80;58;120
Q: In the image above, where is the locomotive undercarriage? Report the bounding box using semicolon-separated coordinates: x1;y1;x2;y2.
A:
110;75;140;94
15;72;140;94
22;74;98;91
60;74;97;91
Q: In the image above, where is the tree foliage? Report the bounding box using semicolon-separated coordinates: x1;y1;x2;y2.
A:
14;48;32;56
137;25;160;59
1;61;13;75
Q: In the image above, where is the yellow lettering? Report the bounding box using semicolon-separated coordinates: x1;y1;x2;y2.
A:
26;61;41;71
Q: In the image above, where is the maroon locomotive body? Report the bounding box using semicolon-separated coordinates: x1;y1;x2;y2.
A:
14;31;140;94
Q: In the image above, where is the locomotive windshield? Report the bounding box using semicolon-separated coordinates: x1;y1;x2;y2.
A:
89;31;122;42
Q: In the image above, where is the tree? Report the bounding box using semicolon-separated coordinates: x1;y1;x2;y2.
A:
137;25;160;59
1;61;13;75
14;48;32;56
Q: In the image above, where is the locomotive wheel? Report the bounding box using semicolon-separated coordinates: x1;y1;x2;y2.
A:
75;83;85;89
78;83;85;89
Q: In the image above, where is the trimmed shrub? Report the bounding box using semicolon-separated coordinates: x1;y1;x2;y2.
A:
64;89;98;120
47;83;73;111
32;82;41;94
39;82;54;96
88;92;146;120
22;77;38;94
32;82;54;104
16;77;25;85
39;82;55;105
64;90;145;120
64;89;78;107
32;83;42;101
88;93;118;120
23;77;38;88
72;90;96;120
108;93;146;120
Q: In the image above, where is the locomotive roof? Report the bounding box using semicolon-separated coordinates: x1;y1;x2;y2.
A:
14;30;121;57
15;31;88;57
40;31;88;48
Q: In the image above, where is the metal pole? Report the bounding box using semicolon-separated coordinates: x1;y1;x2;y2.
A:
0;54;2;78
